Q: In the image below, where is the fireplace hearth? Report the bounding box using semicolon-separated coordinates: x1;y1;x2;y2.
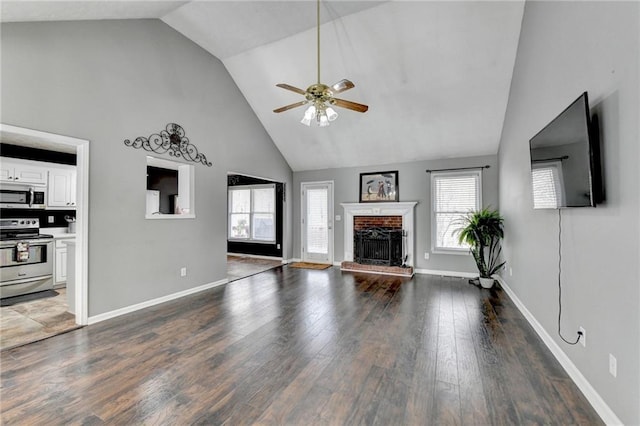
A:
354;227;403;266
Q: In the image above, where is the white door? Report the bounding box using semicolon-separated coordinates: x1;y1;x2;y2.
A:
301;181;333;264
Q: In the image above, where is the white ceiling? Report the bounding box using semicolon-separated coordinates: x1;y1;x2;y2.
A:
1;1;524;172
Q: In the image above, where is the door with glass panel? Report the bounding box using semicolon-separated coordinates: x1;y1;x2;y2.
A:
301;181;333;264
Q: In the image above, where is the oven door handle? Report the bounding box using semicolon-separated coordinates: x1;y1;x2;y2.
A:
0;274;53;286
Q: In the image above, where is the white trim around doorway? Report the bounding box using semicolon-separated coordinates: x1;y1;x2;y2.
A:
300;180;334;264
0;123;90;325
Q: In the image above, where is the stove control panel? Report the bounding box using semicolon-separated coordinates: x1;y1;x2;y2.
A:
0;218;40;230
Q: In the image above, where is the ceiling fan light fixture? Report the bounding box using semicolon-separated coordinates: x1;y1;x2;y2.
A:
273;0;368;125
300;116;312;126
301;104;316;126
326;106;338;122
318;111;330;127
304;104;316;118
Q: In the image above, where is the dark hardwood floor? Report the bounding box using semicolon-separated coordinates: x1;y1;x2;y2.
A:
0;267;602;425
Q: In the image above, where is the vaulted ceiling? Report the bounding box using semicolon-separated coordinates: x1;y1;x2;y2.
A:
1;1;525;171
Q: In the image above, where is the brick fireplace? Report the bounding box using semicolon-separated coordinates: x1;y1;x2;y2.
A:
353;216;404;267
340;202;417;277
353;215;403;231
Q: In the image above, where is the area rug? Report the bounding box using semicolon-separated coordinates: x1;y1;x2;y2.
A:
1;290;59;307
288;262;332;270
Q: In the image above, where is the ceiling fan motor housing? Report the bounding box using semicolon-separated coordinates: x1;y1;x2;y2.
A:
305;83;333;102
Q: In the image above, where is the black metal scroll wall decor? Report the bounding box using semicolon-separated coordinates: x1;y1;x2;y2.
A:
123;123;212;167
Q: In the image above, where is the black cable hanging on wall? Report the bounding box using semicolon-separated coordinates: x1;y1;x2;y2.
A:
557;208;583;345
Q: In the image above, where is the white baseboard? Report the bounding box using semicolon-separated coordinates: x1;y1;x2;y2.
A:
414;268;477;279
494;275;622;426
87;278;228;325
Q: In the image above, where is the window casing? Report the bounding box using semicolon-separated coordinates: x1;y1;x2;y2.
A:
228;184;276;243
431;170;482;253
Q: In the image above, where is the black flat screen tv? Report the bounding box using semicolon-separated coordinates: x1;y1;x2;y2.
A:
529;92;602;209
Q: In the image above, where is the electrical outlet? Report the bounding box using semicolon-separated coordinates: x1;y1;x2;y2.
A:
424;252;429;260
335;215;341;221
277;244;281;249
48;215;55;224
509;267;513;276
579;326;586;347
609;354;617;377
180;267;187;277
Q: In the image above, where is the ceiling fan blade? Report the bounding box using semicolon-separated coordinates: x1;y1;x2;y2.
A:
331;79;355;94
276;83;306;95
273;100;307;113
332;98;369;113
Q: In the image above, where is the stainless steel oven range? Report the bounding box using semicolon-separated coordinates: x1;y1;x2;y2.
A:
0;218;54;299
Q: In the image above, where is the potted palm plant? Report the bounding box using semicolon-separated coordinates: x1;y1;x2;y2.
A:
456;207;505;289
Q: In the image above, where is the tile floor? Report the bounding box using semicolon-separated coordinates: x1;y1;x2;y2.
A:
0;288;79;351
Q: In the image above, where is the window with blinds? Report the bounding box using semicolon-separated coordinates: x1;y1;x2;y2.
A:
531;162;564;209
228;184;276;242
431;171;482;252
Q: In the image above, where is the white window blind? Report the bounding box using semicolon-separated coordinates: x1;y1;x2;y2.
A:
531;162;563;209
432;171;481;251
228;184;276;242
306;188;328;254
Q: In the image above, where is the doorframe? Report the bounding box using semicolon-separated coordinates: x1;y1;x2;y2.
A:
227;171;287;261
0;123;90;325
300;180;334;264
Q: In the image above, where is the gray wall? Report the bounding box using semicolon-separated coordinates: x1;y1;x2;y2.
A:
497;2;639;424
1;20;293;316
293;155;498;273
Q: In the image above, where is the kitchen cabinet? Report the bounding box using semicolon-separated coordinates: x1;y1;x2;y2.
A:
0;159;48;185
54;237;74;286
48;167;77;208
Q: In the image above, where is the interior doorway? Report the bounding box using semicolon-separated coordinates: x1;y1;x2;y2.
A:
301;181;334;264
227;172;285;281
0;124;89;349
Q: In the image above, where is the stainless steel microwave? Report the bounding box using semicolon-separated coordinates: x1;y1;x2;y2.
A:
0;185;46;209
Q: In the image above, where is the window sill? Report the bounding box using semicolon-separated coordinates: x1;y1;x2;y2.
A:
432;248;470;256
228;239;276;245
146;213;196;220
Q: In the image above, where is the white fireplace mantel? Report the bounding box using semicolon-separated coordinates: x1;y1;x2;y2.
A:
340;202;418;266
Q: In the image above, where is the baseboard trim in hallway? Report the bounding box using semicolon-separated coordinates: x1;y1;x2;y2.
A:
495;275;621;425
87;278;229;325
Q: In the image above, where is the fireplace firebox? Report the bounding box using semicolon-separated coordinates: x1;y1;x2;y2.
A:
354;227;403;266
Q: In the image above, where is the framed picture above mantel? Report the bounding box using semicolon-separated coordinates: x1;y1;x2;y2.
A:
359;171;399;203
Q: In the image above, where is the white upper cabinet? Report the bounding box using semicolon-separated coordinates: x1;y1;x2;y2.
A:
48;167;77;208
0;157;76;208
0;159;48;185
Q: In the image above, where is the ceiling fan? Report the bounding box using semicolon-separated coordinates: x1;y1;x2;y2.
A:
273;0;368;127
